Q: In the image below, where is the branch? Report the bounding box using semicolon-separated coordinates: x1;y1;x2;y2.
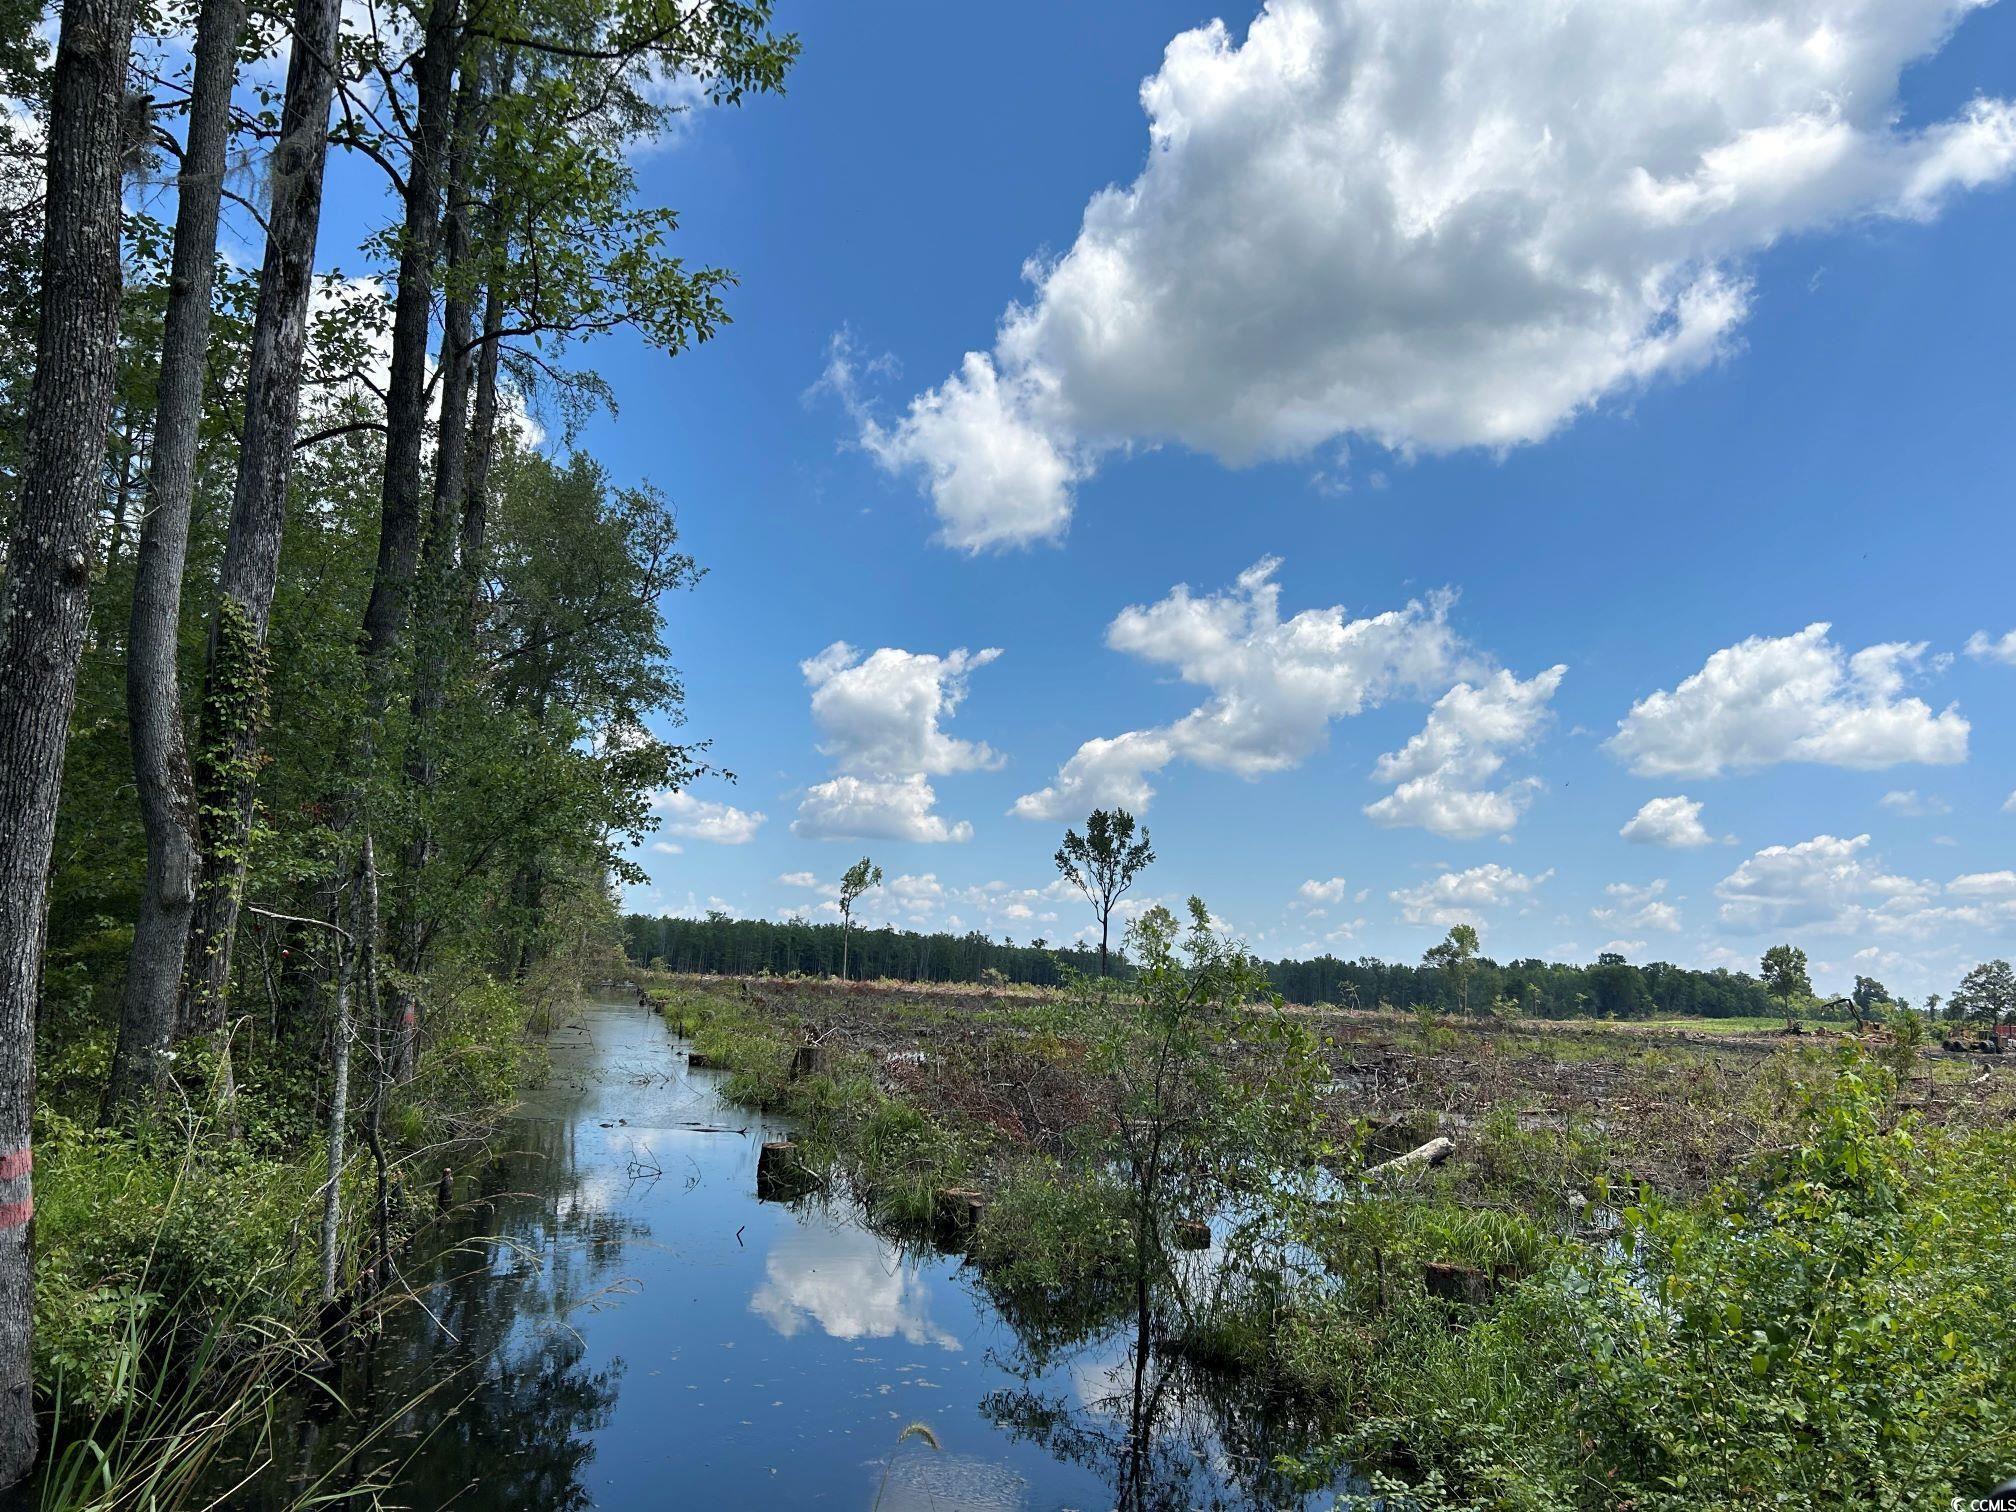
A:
295;418;390;450
247;903;353;943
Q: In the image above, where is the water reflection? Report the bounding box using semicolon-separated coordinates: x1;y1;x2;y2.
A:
203;998;1337;1510
750;1221;961;1350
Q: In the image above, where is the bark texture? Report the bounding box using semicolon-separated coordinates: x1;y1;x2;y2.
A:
0;0;137;1483
106;0;248;1118
358;0;459;671
182;0;342;1035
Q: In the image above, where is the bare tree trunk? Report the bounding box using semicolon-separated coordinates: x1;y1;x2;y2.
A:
182;0;342;1037
318;892;357;1305
387;54;483;1084
358;0;458;671
458;273;504;628
105;0;248;1119
0;0;137;1482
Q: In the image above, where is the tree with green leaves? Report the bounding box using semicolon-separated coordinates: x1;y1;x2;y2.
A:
1762;943;1813;1030
1041;899;1323;1507
1949;959;2015;1027
1849;974;1894;1029
838;857;882;981
1423;924;1481;1015
1055;807;1155;977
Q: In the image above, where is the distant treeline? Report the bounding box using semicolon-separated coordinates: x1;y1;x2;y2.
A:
619;914;1780;1020
620;912;1112;986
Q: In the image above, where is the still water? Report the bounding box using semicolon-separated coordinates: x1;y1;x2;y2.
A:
242;996;1334;1509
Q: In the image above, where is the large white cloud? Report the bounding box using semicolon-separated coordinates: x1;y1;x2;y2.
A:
1014;558;1477;819
848;0;2016;547
1364;666;1565;838
1714;832;1941;934
1608;623;1968;777
651;788;766;844
791;774;974;844
1620;794;1717;847
793;641;1001;842
802;642;1003;776
1392;863;1553;926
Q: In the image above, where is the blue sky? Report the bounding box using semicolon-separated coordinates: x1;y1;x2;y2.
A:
485;0;2013;1002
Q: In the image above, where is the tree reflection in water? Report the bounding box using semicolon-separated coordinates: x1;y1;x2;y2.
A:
226;1119;632;1508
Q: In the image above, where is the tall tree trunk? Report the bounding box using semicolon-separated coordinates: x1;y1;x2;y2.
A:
387;53;481;1083
181;0;342;1038
358;0;458;674
458;273;504;629
105;0;248;1119
0;0;137;1482
318;876;359;1306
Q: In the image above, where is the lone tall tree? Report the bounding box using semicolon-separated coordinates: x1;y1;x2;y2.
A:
1762;943;1812;1031
1422;924;1481;1015
838;857;882;981
0;0;138;1481
1055;808;1155;978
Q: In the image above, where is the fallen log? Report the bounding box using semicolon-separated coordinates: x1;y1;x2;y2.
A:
1363;1135;1454;1178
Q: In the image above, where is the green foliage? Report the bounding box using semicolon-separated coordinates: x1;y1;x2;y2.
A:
1302;1048;2016;1509
1948;958;2015;1025
1761;942;1814;1003
1423;924;1481;1015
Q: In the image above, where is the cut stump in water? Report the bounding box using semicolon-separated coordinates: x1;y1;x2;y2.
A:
932;1188;986;1249
756;1140;816;1201
1172;1218;1211;1250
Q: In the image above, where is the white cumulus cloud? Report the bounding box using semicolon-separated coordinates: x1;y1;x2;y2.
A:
1364;665;1565;838
1620;795;1716;848
1300;876;1349;903
1392;863;1553;926
1014;558;1473;820
1714;832;1938;934
652;789;766;845
1963;629;2016;666
1609;623;1968;777
848;0;2016;547
792;774;974;844
794;641;1001;842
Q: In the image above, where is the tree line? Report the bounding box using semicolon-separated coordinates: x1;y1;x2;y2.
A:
0;0;796;1484
618;910;1798;1020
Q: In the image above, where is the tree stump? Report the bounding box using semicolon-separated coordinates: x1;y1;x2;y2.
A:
436;1165;454;1212
756;1140;814;1201
790;1044;830;1080
932;1188;986;1248
1423;1261;1494;1305
1172;1218;1211;1250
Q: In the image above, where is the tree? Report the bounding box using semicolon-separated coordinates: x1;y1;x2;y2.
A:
0;0;138;1481
1055;808;1155;977
838;857;882;981
1423;924;1481;1015
1949;959;2016;1027
1054;898;1322;1508
180;0;344;1037
1850;974;1894;1030
1761;944;1812;1029
104;0;249;1117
